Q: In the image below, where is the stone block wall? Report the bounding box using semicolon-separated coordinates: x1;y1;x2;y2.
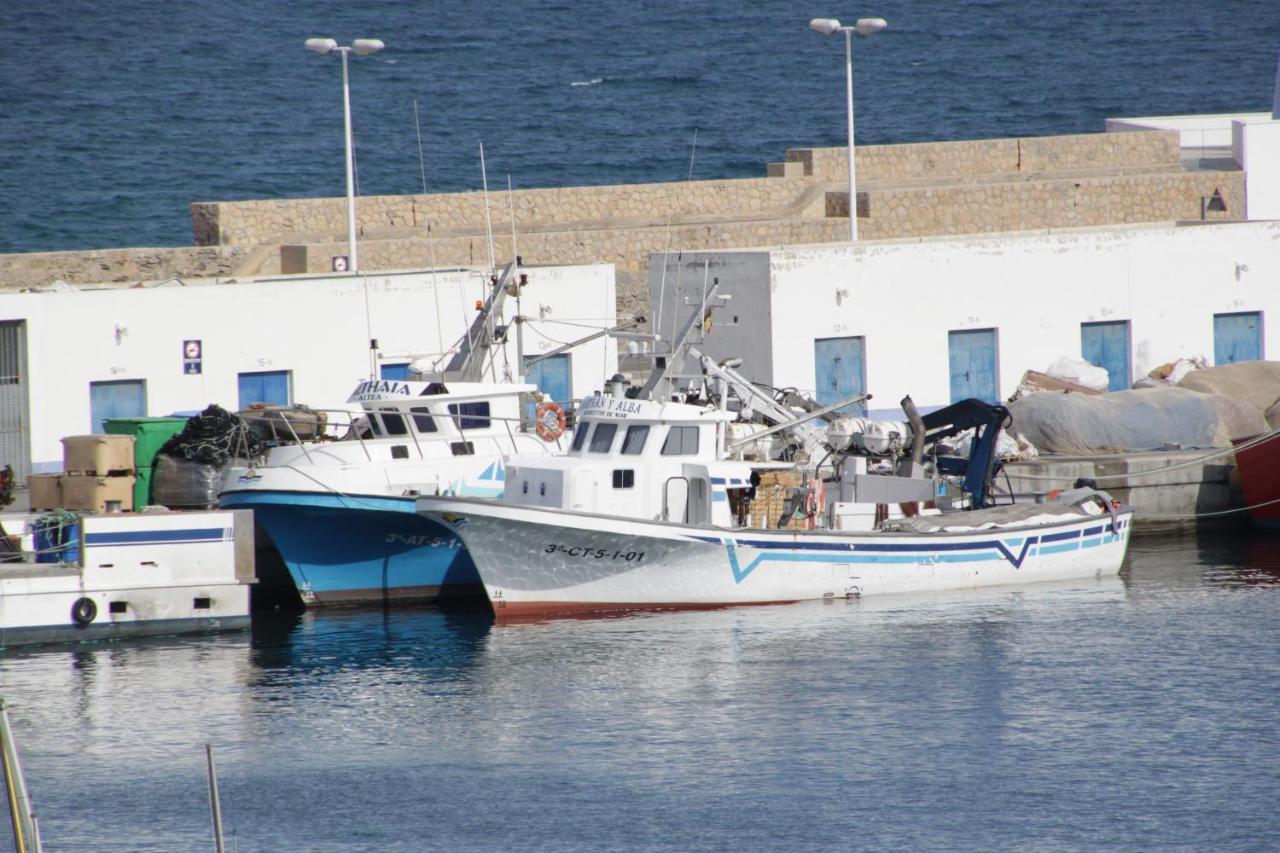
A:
786;130;1184;184
0;245;262;290
825;171;1244;235
192;177;828;247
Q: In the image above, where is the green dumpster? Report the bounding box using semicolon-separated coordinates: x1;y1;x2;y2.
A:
104;417;188;508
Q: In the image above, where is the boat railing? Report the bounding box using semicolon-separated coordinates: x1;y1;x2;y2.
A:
234;406;562;465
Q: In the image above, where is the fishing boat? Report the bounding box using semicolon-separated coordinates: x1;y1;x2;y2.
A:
1231;429;1280;528
0;508;252;646
218;262;626;607
416;287;1133;619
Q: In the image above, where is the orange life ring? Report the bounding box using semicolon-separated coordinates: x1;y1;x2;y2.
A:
534;401;566;442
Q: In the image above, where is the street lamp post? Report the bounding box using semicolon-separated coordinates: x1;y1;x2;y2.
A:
305;37;385;273
809;17;886;242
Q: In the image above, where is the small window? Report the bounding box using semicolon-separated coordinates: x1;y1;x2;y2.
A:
621;425;649;455
450;441;475;456
364;415;384;437
391;445;409;460
522;481;529;494
448;401;491;430
612;469;635;489
109;601;128;614
661;426;700;456
571;424;590;452
410;406;437;433
193;597;212;610
589;423;618;454
381;410;408;436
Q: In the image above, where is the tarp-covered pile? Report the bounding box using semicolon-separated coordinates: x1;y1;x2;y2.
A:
1176;361;1280;428
1007;387;1265;455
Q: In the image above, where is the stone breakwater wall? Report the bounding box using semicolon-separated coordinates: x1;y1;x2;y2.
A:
280;217;852;323
786;130;1184;184
0;244;259;289
192;177;829;247
826;171;1245;235
0;130;1238;299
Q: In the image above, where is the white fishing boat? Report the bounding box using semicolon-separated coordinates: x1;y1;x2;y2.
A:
0;508;253;646
417;287;1133;619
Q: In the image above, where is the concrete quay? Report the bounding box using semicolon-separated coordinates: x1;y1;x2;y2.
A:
1003;448;1245;534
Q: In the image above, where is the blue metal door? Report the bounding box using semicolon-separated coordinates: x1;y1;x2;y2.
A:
525;355;571;403
524;354;572;420
89;380;146;434
948;329;999;403
380;363;410;380
1213;312;1262;364
1081;321;1131;392
238;371;291;409
814;337;867;416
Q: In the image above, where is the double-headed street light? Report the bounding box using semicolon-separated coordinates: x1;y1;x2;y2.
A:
809;17;886;242
305;37;385;273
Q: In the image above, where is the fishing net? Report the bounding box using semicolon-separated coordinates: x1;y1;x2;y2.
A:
158;404;261;466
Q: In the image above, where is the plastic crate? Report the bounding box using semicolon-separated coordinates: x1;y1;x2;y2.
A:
27;474;62;510
61;475;135;513
62;435;135;475
104;417;188;469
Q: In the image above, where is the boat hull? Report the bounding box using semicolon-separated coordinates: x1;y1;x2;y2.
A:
419;497;1134;619
1233;433;1280;529
219;490;482;607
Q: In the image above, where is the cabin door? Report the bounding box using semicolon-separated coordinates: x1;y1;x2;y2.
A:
1081;320;1131;391
813;337;866;416
1213;312;1262;364
571;469;598;512
89;379;146;434
948;329;999;404
663;477;689;522
0;321;31;483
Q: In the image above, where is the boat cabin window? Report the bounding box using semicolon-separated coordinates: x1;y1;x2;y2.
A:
450;441;475;456
448;402;491;430
410;406;437;433
589;423;618;454
571;424;590;452
363;415;384;437
660;426;700;456
612;469;635;489
380;409;409;436
621;425;649;455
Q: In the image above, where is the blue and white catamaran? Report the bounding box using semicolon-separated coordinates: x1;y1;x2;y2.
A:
218;262;605;607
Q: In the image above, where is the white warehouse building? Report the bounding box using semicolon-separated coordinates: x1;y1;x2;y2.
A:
649;220;1279;418
0;263;618;479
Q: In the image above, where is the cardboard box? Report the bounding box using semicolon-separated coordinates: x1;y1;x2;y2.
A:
27;474;62;511
60;475;135;513
62;435;135;475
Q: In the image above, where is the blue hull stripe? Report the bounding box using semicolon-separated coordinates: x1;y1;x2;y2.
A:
692;515;1129;584
86;529;228;546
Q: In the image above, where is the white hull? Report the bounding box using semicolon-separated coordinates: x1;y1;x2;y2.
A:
420;497;1133;619
0;509;254;645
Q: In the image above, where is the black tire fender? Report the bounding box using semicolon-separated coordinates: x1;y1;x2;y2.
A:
71;596;97;626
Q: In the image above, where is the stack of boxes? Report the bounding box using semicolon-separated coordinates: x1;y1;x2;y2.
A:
748;471;804;530
28;435;137;513
105;417;188;510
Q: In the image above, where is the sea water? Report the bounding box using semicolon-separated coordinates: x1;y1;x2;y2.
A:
1;531;1277;850
2;0;1278;254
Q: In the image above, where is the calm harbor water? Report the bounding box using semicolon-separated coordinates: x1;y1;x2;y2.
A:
2;0;1278;254
1;531;1277;851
